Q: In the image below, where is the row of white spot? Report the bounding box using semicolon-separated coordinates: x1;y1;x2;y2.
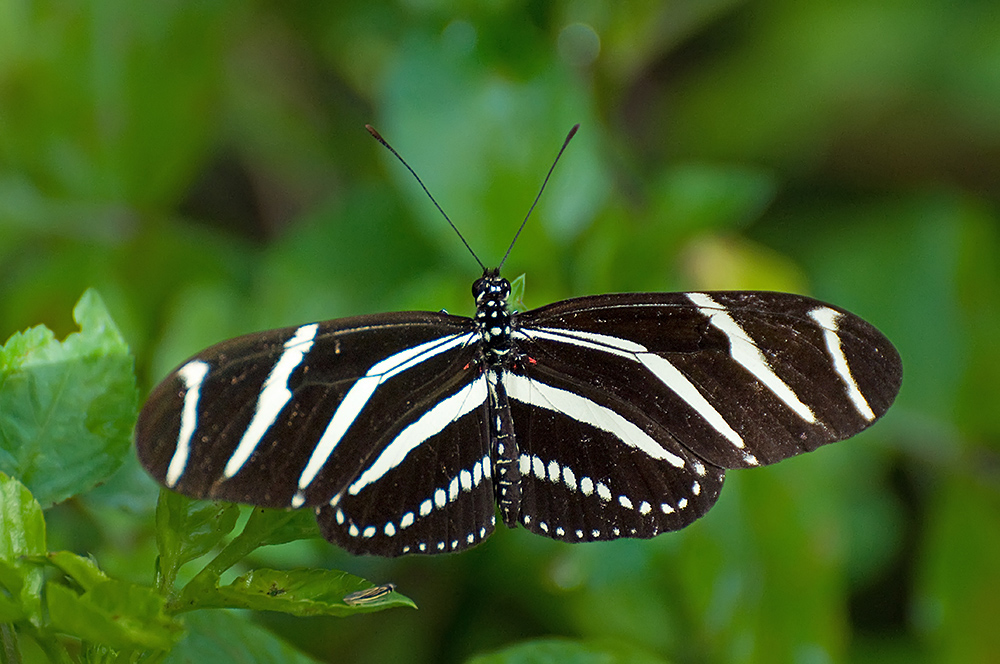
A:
335;454;495;554
517;453;701;539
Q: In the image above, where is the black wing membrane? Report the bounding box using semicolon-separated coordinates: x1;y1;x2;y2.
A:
135;312;481;513
514;291;902;469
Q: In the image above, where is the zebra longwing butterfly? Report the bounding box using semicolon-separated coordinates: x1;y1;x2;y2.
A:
135;126;902;557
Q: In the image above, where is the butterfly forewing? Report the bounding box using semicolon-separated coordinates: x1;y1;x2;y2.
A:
513;291;902;471
135;312;479;509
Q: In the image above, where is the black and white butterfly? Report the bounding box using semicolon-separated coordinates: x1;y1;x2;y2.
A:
135;126;902;557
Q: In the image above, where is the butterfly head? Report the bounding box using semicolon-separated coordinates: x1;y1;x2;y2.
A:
473;269;511;305
473;269;513;361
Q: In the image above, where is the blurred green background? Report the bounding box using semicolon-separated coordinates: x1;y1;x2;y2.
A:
2;0;998;662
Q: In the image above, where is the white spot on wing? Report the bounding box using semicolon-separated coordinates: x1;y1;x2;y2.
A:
809;306;876;421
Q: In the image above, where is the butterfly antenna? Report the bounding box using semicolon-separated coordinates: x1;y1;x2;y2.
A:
366;125;485;270
498;124;579;270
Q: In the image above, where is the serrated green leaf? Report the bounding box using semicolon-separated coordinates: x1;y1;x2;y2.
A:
0;289;137;507
0;473;46;624
47;578;183;652
156;490;240;590
468;638;669;664
165;609;320;664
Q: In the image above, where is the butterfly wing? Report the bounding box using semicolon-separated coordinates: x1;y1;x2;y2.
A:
137;311;503;556
507;290;901;540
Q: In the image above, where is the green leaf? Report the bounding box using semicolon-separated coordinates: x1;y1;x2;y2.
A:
468;638;669;664
172;508;321;611
39;551;109;591
0;289;137;507
212;568;415;616
156;490;240;590
0;473;46;624
165;609;320;664
47;579;183;652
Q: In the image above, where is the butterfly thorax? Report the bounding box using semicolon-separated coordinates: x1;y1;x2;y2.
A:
473;269;513;366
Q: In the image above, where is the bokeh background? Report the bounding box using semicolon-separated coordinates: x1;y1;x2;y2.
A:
2;1;999;662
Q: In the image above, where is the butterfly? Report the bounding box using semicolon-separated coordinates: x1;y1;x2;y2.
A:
135;125;902;556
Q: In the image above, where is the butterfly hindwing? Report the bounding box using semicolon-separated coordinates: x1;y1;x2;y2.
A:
317;382;496;556
504;373;726;541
